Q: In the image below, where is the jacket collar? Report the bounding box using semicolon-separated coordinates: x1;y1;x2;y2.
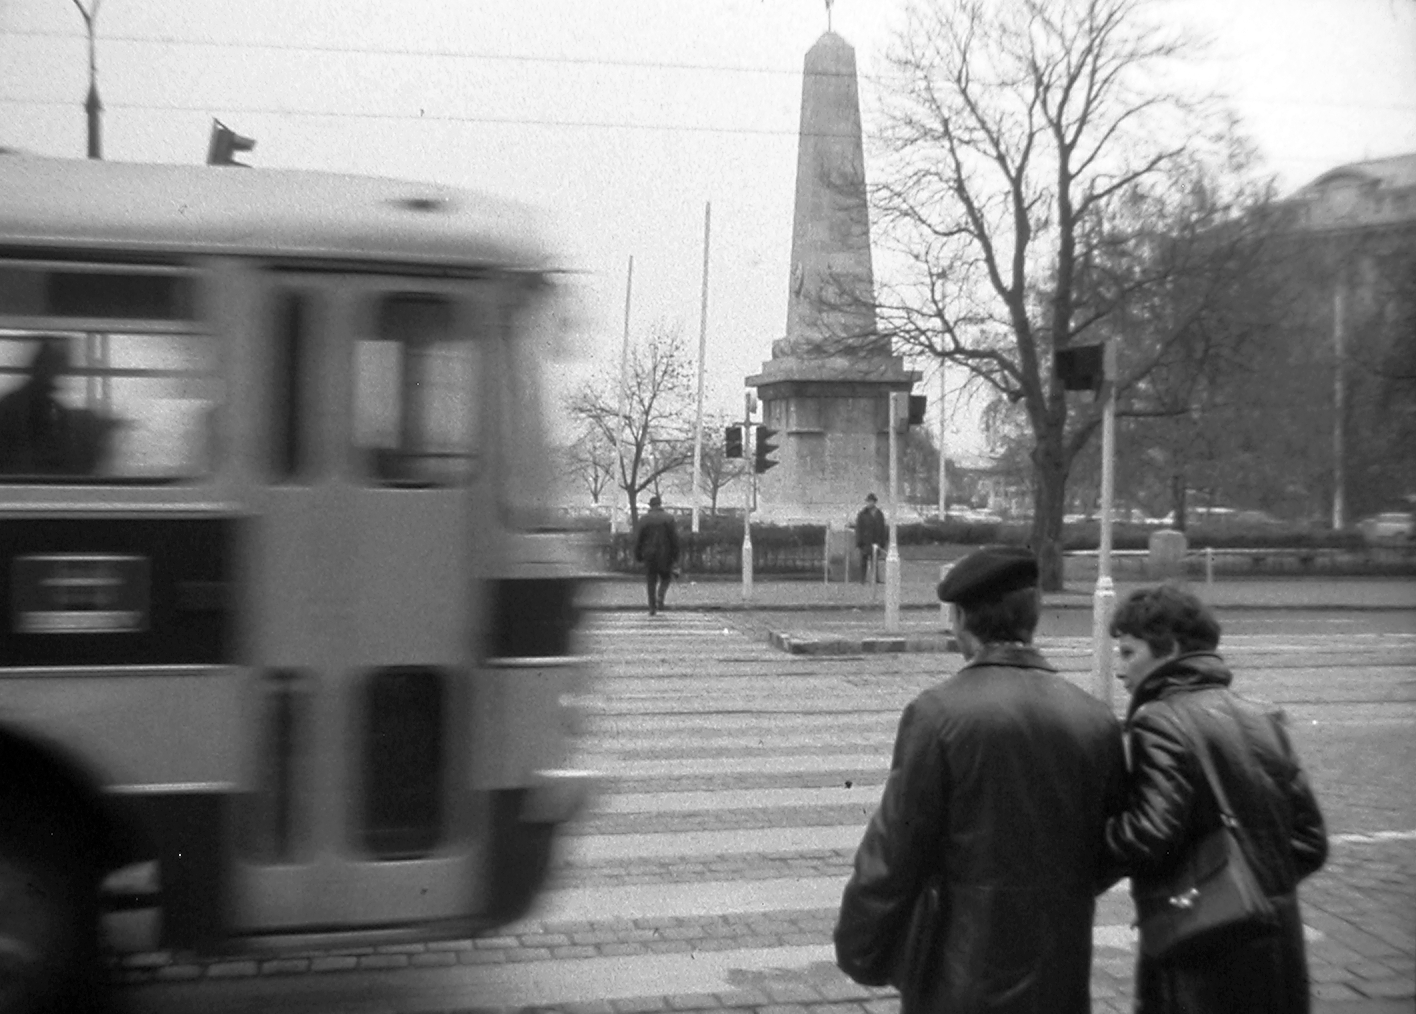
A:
1127;651;1233;719
961;642;1055;673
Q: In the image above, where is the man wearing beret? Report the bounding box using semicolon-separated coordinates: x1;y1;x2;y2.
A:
835;545;1126;1013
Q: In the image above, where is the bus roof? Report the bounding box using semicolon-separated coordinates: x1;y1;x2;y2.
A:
0;155;555;272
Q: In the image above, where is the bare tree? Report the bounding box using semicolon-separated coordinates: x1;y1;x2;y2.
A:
561;425;617;505
865;0;1264;587
566;322;697;523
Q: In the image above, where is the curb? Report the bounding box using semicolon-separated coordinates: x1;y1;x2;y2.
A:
767;630;959;655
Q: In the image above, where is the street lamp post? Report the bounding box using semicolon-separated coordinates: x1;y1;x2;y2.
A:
885;393;901;632
742;393;754;601
1092;338;1117;706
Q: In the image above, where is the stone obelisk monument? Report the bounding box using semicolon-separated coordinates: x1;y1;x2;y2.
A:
746;28;919;523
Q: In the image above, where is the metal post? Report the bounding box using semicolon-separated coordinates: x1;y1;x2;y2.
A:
613;256;633;536
937;365;947;519
885;393;901;633
742;394;754;600
1332;281;1346;531
691;202;710;536
1092;339;1117;707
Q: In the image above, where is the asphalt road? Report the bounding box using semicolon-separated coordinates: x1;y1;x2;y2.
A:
122;606;1416;1014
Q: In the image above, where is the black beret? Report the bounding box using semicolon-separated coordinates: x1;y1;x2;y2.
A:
937;545;1039;606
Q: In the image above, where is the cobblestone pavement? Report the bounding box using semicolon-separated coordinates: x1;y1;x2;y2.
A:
121;608;1415;1014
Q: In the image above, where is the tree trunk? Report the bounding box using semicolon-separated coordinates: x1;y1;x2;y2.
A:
1030;435;1069;592
1170;473;1187;532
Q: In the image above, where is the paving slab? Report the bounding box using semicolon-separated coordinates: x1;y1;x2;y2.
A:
582;573;1416;614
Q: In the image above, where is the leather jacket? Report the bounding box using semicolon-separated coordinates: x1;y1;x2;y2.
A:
835;644;1126;1013
1106;652;1327;894
1105;652;1328;1014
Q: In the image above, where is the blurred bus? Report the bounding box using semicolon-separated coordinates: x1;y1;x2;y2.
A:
0;155;593;1008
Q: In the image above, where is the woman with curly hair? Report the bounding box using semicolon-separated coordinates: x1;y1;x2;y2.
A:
1105;583;1328;1014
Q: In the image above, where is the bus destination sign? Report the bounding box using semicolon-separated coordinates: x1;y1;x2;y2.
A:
12;554;151;634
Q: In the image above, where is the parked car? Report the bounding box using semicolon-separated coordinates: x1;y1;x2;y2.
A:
1358;511;1415;543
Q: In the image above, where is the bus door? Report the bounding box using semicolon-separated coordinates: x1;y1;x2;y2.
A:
234;273;492;934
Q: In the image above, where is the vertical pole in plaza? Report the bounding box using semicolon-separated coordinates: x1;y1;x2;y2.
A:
691;202;711;536
742;392;754;601
885;393;901;633
1332;280;1347;531
612;256;633;536
1092;339;1117;707
937;365;947;519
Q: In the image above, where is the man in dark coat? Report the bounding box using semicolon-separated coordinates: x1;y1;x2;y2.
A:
835;545;1127;1013
854;493;887;583
632;495;679;616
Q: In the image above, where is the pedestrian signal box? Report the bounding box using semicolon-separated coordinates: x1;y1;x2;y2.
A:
1056;344;1105;393
725;425;743;459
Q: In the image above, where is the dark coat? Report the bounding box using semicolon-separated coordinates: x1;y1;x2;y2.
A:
1105;653;1328;1014
835;644;1127;1014
632;506;679;573
855;504;887;549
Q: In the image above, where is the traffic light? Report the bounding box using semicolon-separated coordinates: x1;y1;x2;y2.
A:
206;118;255;167
1056;343;1105;393
724;424;743;458
754;425;779;474
890;392;927;432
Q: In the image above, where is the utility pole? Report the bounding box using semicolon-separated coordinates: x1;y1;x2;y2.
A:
691;203;711;535
937;365;947;518
1332;279;1347;531
741;393;755;600
73;0;103;159
613;257;633;536
885;393;902;633
1091;338;1117;707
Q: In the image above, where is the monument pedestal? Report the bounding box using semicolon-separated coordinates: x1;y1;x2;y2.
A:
747;354;920;525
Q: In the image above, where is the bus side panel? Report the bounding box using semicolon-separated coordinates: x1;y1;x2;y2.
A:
112;789;230;952
0;514;244;951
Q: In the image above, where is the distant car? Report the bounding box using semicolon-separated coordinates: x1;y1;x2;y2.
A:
1231;509;1285;527
1358;512;1415;543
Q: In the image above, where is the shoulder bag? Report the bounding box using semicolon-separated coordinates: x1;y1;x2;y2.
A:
1135;700;1277;959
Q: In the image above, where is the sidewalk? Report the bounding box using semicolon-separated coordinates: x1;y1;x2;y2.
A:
583;568;1416;614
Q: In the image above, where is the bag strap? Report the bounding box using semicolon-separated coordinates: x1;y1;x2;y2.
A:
1167;697;1242;827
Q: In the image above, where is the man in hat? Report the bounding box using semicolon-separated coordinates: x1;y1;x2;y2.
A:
835;545;1125;1013
632;495;680;616
854;493;887;583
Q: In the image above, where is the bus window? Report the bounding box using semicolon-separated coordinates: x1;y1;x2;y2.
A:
352;294;480;487
0;330;218;481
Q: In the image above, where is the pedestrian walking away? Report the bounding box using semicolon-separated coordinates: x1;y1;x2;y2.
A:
632;495;680;616
1104;583;1328;1014
854;492;887;584
834;545;1127;1014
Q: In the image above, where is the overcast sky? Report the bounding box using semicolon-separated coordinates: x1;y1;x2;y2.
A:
2;0;1413;443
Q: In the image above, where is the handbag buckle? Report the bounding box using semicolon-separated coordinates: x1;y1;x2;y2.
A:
1169;887;1199;910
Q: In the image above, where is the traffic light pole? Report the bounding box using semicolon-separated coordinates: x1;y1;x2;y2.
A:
741;394;753;600
885;393;901;633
